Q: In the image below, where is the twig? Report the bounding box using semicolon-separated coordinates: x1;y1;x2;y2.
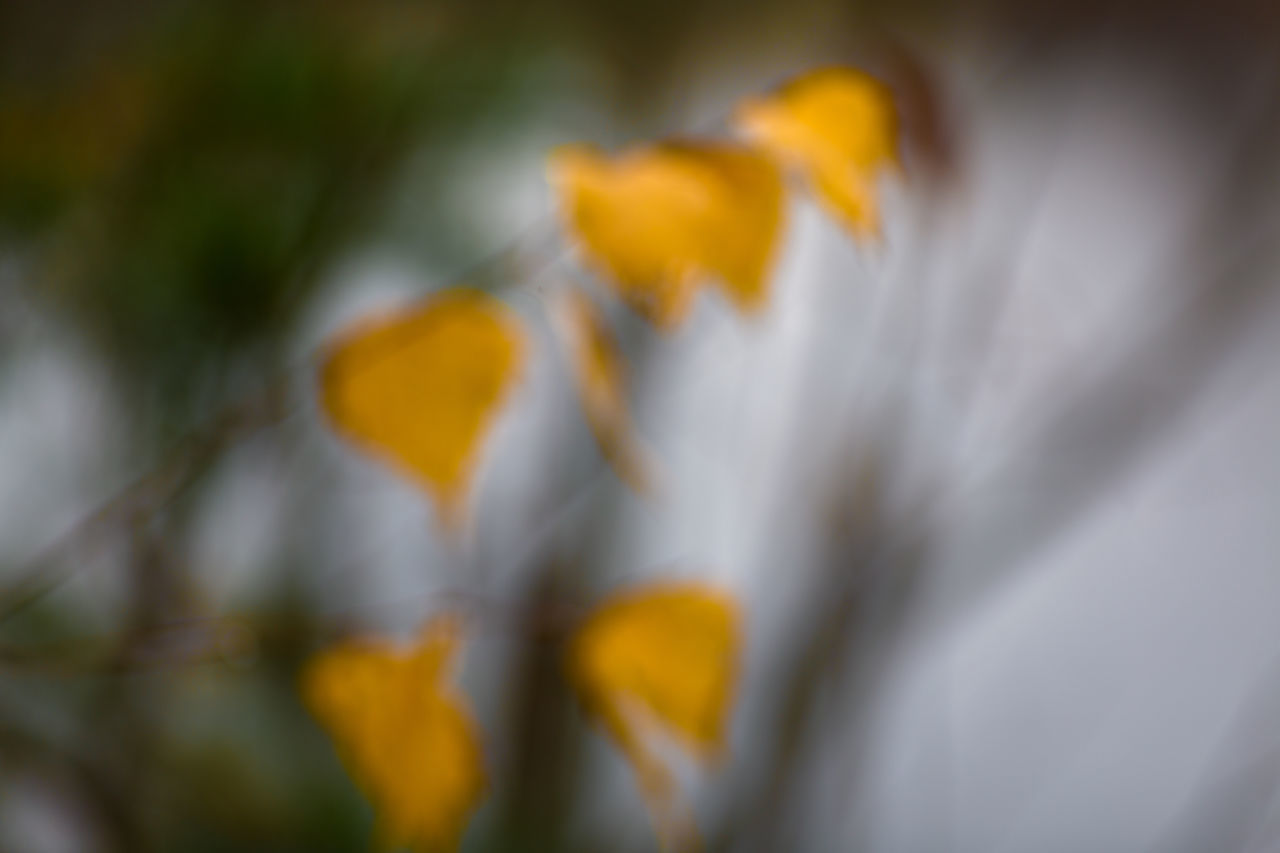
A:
0;378;289;622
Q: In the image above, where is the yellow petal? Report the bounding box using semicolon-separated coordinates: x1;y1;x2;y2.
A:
320;288;526;527
550;289;652;492
302;617;486;853
737;67;899;239
549;141;784;328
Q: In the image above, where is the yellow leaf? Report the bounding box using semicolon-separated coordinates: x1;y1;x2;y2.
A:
549;141;785;328
568;583;740;850
550;288;652;492
736;67;899;239
569;582;740;779
320;288;526;527
302;616;486;853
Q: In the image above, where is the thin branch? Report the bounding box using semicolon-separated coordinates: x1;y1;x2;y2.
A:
0;378;290;622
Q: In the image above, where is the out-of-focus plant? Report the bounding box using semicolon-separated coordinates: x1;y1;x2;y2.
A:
303;66;899;851
4;3;1279;849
